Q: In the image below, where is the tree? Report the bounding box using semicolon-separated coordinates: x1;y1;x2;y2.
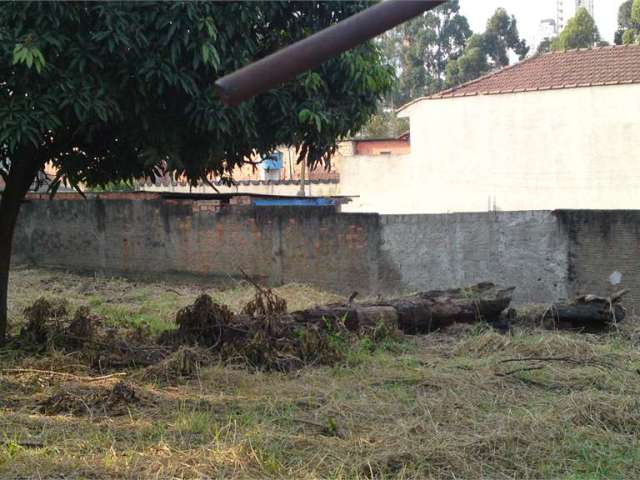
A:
0;2;393;341
616;0;640;44
622;29;637;44
358;109;409;139
552;7;601;50
444;35;489;86
482;8;529;65
537;37;554;55
359;1;471;137
378;0;471;105
445;8;528;88
615;0;634;44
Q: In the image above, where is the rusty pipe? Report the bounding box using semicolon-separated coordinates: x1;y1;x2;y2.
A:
215;0;444;106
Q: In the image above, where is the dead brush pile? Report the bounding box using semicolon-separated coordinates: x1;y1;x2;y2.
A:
14;285;400;378
160;287;371;372
13;297;168;370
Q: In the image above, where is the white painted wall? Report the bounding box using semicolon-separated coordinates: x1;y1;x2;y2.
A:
341;84;640;214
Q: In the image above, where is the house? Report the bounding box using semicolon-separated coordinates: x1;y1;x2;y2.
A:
348;133;411;156
138;134;410;198
342;45;640;214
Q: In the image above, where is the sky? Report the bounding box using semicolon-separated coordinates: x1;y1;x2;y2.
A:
459;0;620;46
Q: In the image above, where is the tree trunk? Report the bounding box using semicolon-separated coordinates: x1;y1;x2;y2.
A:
291;283;515;334
0;154;42;343
542;291;627;331
298;160;306;196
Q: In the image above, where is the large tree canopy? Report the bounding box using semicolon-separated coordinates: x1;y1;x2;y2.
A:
445;8;528;88
551;7;601;50
386;0;471;105
360;1;471;138
0;1;393;341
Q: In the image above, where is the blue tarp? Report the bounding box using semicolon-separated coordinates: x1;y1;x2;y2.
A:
253;198;336;206
260;152;283;170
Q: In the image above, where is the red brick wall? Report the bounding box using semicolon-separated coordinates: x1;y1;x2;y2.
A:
13;196;383;293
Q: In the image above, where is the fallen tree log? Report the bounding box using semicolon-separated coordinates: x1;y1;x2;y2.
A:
291;283;515;334
290;306;399;335
375;283;515;333
542;290;627;331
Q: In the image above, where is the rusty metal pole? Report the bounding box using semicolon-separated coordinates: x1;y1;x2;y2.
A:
215;0;444;106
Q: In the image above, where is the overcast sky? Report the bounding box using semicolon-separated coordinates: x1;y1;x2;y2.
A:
459;0;619;46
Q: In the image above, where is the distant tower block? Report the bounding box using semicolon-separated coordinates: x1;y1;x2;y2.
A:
556;0;565;31
575;0;595;17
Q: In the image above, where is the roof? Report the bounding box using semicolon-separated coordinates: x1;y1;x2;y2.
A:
398;44;640;113
350;133;410;142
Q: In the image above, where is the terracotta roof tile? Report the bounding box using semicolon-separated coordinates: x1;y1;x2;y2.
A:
399;45;640;110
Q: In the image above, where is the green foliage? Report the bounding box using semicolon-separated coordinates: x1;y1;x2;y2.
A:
445;8;528;88
89;180;136;193
616;0;634;44
12;43;45;73
377;0;471;105
617;0;640;44
361;1;471;134
0;2;393;192
537;37;555;55
358;110;409;139
622;28;638;44
0;1;394;342
552;7;601;51
633;0;640;24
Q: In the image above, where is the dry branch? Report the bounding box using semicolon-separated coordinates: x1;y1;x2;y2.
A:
1;368;127;382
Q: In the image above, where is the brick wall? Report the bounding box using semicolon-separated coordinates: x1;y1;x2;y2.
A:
13;194;381;293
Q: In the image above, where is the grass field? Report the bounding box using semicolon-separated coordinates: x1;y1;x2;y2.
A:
2;267;640;479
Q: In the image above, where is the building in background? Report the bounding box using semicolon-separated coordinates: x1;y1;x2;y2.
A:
139;134;410;199
575;0;594;17
384;45;640;214
143;46;640;216
557;0;595;31
557;0;565;31
531;18;558;54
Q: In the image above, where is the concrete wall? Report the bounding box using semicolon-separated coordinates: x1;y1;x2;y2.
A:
11;196;640;310
556;211;640;315
391;84;640;214
379;211;568;304
339;154;414;213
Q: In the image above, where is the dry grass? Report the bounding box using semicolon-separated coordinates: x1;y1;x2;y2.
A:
2;268;640;479
7;267;343;335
